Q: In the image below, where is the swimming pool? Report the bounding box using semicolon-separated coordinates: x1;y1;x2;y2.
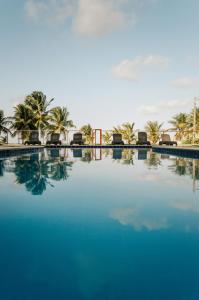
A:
1;148;199;300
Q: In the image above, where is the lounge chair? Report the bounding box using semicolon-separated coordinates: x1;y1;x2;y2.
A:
70;133;84;145
136;132;151;145
46;133;61;145
112;133;124;145
159;134;177;146
24;132;41;145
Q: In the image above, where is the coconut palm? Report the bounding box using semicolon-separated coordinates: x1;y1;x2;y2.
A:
169;113;188;141
11;104;36;143
81;124;93;144
0;110;12;141
25;91;54;137
113;123;135;144
188;107;199;131
121;122;135;144
145;121;163;144
103;131;112;144
48;106;74;139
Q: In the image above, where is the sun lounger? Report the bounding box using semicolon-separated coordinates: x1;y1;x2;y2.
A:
159;134;177;146
111;133;124;145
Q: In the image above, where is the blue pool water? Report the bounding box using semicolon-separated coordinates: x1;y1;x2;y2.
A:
1;148;199;300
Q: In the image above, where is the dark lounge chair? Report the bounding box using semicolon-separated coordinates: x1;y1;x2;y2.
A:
24;132;41;145
159;134;177;146
111;133;124;145
70;133;84;145
46;133;61;145
136;132;151;145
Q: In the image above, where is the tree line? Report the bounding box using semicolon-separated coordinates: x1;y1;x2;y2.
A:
0;91;199;144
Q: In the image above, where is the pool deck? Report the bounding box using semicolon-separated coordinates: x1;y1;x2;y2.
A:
152;145;199;159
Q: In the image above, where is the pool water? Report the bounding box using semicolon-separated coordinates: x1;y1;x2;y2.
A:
1;148;199;300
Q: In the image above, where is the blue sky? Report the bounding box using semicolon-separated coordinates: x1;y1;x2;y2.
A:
0;0;199;129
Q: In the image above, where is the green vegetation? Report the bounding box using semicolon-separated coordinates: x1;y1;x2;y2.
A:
1;90;199;145
145;121;163;144
80;124;93;144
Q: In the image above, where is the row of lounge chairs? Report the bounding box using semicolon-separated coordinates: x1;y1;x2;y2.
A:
24;132;177;146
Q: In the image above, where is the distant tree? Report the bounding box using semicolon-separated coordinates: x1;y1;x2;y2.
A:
11;104;36;143
25;91;54;137
103;131;112;144
113;122;135;144
81;124;93;144
169;113;188;141
121;122;135;144
145;121;163;144
0;110;12;139
48;106;74;139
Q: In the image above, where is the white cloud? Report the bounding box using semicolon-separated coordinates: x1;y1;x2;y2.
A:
171;77;196;89
112;55;169;80
137;105;159;115
25;0;76;24
73;0;128;37
25;0;155;36
110;207;168;231
137;99;191;115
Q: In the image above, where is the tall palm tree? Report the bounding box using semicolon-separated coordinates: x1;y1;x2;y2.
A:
145;121;163;144
48;106;74;139
81;124;93;144
11;104;36;143
169;113;188;141
0;110;12;141
25;91;54;137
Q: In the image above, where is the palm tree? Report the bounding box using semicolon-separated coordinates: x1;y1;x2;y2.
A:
48;106;74;139
0;110;12;141
113;123;135;144
103;131;112;144
188;107;199;131
11;104;36;143
169;113;188;141
121;122;135;144
25;91;54;137
81;124;93;144
145;121;163;144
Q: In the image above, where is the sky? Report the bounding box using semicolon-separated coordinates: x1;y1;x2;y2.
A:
0;0;199;130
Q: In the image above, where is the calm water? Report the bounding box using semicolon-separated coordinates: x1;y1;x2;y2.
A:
1;148;199;300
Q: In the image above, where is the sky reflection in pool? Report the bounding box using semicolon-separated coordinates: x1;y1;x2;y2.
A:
0;148;199;300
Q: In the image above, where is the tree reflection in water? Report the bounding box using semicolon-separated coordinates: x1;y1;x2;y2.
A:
1;149;199;194
13;151;73;195
144;151;161;169
0;159;5;177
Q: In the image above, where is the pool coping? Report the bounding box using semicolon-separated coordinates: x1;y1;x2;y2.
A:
152;145;199;159
45;145;152;149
